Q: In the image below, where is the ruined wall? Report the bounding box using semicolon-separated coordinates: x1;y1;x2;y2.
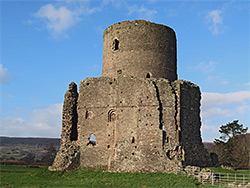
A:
102;20;177;81
173;80;212;167
51;76;211;172
49;82;80;171
77;75;182;173
50;20;212;172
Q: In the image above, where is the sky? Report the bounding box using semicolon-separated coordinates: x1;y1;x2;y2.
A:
0;0;249;142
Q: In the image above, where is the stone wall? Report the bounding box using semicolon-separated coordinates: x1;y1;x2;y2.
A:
77;74;182;172
50;75;212;172
102;20;177;81
173;80;212;167
49;82;80;171
50;20;212;172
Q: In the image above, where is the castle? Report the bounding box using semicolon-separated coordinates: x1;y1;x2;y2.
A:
49;20;212;173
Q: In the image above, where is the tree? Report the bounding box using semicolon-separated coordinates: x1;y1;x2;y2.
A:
214;133;250;169
214;120;248;144
212;120;249;168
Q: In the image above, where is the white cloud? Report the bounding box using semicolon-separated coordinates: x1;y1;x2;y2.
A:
0;64;12;85
35;4;81;35
205;75;228;85
201;124;220;142
127;5;157;19
34;2;102;37
202;125;218;134
244;82;250;87
202;107;232;120
189;61;216;74
201;91;250;141
201;91;250;122
0;103;62;138
237;105;250;115
206;9;226;35
188;61;229;85
202;91;250;109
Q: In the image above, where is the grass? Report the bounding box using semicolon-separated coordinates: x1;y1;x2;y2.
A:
204;167;250;183
0;165;203;188
1;165;248;188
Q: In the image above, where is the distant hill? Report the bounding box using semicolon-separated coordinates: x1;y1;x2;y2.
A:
203;142;215;150
0;137;60;147
0;137;61;162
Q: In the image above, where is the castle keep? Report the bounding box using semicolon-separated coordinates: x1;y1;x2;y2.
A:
49;20;212;173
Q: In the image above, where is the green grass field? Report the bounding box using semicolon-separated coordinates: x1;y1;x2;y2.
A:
1;165;247;188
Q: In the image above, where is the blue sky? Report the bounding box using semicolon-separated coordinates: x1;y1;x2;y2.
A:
1;0;249;142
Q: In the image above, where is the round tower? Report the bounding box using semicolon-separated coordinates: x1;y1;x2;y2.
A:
102;20;177;81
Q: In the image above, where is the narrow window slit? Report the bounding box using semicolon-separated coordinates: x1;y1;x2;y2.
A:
132;137;135;143
112;39;119;51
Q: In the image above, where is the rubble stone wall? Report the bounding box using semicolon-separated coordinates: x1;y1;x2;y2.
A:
50;20;212;173
173;80;212;167
102;20;177;81
77;75;182;172
49;82;80;171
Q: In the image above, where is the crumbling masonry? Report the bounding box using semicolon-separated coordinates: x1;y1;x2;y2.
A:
49;20;212;173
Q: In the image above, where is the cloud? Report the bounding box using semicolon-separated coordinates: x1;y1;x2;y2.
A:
202;125;218;134
244;82;250;87
34;1;103;37
206;9;226;35
237;105;250;115
201;124;219;142
201;125;219;135
0;103;62;138
127;5;157;19
0;64;12;85
189;61;216;74
35;4;81;36
205;75;228;85
188;61;229;85
201;91;250;122
201;91;250;141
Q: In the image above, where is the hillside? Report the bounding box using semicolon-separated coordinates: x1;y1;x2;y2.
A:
203;142;215;150
0;137;60;162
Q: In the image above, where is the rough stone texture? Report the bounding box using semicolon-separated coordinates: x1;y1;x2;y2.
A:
102;20;177;81
49;82;80;171
77;75;183;172
184;166;214;183
50;20;212;173
172;80;212;167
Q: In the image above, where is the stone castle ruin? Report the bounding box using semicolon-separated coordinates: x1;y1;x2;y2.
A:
49;20;212;173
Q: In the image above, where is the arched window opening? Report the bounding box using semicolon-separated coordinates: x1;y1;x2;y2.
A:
112;39;119;51
87;133;96;146
108;110;116;122
146;72;152;78
85;110;94;119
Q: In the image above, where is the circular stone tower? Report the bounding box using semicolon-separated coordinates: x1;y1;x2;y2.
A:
102;20;177;81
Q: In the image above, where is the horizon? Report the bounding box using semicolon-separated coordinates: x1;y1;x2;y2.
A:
1;1;249;142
